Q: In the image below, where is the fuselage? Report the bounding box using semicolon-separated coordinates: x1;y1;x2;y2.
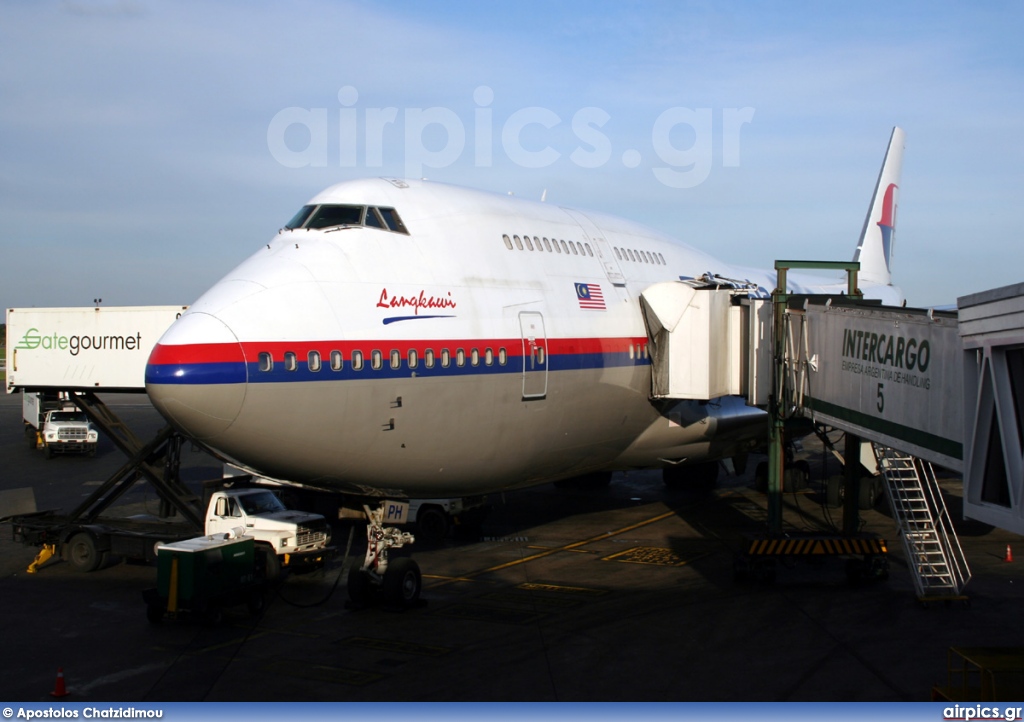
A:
145;177;899;497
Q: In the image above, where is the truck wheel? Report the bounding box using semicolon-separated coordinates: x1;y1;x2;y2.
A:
66;532;102;573
257;544;281;582
246;590;266;617
416;506;449;545
347;567;373;607
383;557;421;608
146;601;165;625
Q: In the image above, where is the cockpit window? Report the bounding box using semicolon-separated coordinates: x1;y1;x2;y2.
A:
378;207;408;234
306;205;364;229
285;205;316;229
364;207;385;229
284;204;410;234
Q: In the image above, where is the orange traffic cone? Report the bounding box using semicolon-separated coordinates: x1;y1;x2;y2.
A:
1005;544;1014;563
50;668;69;698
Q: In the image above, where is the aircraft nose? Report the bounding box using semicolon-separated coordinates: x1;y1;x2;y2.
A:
145;312;248;440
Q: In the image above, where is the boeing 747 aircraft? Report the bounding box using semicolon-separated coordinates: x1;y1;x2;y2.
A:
145;127;905;602
146;128;905;504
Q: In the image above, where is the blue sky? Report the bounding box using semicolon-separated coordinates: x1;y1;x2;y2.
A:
2;0;1022;310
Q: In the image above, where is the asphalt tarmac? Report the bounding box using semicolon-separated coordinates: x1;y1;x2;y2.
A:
1;392;1022;702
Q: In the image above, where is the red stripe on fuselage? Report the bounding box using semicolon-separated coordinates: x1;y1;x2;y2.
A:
149;336;648;365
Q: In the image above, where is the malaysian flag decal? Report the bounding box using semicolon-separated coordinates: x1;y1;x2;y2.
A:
575;282;606;310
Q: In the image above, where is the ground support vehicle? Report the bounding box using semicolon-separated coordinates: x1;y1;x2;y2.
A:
22;392;98;457
143;533;267;625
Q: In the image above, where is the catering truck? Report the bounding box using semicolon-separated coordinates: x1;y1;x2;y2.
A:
5;305;187;393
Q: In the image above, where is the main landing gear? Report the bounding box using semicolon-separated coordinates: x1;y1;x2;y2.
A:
346;503;423;610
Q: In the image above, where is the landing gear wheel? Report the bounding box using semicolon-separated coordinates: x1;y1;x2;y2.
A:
383;557;422;608
66;532;101;573
858;477;877;510
754;462;768;493
416;506;449;545
347;567;373;607
825;475;844;508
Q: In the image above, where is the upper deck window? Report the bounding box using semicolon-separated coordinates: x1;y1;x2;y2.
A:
285;204;410;234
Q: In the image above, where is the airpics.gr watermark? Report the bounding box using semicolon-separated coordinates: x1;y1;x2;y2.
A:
942;705;1024;721
267;86;754;189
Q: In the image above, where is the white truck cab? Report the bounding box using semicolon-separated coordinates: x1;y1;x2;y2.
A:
206;488;332;577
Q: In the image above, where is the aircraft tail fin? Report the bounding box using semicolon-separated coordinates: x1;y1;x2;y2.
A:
853;126;904;285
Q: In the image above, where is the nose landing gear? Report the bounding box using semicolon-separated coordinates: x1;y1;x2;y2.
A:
346;503;423;610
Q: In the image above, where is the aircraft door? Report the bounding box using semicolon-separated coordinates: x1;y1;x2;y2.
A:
561;208;626;286
519;311;548;399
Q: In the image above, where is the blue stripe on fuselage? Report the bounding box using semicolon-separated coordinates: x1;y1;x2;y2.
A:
146;351;649;385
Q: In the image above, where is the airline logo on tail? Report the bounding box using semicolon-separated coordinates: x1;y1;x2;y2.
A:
876;183;898;273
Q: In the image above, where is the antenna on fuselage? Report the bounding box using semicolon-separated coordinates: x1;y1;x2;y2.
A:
541;189;547;202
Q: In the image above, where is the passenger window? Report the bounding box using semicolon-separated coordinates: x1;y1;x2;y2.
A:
441;349;451;368
628;249;636;262
585;243;593;257
471;348;480;366
537;347;546;365
308;351;321;372
284;352;297;372
543;237;552;252
378;208;409;234
330;350;343;371
258;352;273;372
560;240;570;254
503;234;513;250
485;348;494;366
424;349;435;368
456;348;466;367
553;238;561;253
629;344;635;360
524;235;534;251
514;235;524;250
570;242;578;255
498;348;507;365
658;253;666;265
534;236;543;252
390;350;401;370
614;247;623;260
408;349;418;369
352;351;364;371
371;350;383;370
